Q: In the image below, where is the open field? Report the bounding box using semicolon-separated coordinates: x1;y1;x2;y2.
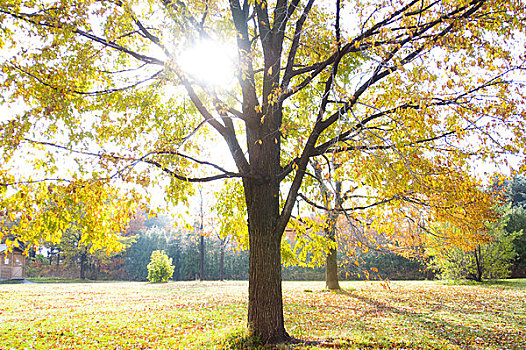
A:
1;280;525;349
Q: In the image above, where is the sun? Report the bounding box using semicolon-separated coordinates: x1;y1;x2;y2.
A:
178;40;236;88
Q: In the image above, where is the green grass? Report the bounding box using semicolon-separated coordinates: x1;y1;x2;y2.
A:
0;279;525;349
0;279;23;284
26;277;118;283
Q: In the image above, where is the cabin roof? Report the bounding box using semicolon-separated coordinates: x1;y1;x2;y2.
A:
0;244;24;254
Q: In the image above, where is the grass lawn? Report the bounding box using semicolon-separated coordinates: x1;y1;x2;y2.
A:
0;279;525;349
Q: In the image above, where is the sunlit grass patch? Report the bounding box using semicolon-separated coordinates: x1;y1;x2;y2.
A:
0;281;248;349
0;280;524;349
221;327;265;350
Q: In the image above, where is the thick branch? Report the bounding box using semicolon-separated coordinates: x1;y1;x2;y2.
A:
229;0;260;125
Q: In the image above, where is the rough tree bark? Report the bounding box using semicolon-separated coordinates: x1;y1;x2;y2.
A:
244;176;289;342
229;0;295;336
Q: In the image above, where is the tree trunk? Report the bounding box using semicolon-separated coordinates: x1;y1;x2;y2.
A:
199;191;205;281
474;245;483;282
240;86;291;342
325;181;342;290
199;234;205;281
246;200;288;343
219;242;224;281
80;252;87;280
326;242;340;290
244;178;289;343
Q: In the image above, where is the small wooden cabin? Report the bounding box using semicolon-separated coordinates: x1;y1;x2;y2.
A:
0;244;26;280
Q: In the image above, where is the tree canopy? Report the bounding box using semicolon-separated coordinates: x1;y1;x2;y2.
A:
1;0;525;343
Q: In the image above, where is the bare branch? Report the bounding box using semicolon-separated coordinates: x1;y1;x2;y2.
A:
143;159;242;183
0;8;165;66
9;63;162;96
18;139;248;184
0;178;73;187
132;15;171;58
298;192;401;212
281;0;314;90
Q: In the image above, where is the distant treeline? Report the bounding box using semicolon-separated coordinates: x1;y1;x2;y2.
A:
27;211;430;281
27;175;526;281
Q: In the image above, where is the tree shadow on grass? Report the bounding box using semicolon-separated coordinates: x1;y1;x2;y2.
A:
326;289;524;350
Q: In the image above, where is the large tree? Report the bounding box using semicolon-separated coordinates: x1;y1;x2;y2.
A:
1;0;525;343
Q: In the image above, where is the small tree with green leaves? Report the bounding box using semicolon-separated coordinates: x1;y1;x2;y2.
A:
147;250;174;283
505;205;526;276
427;211;520;282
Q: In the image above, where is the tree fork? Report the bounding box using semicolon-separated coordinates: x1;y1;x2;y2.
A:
243;118;289;342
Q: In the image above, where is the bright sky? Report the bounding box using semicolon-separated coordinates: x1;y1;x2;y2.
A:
178;40;237;88
2;1;524;223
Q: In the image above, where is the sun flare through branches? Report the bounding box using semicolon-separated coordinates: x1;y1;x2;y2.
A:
178;40;236;88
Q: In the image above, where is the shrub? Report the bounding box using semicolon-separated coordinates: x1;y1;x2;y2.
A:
147;250;175;283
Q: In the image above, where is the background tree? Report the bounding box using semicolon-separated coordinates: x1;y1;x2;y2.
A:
197;189;206;281
500;176;526;276
1;0;525;343
122;212;180;280
504;176;526;208
119;210;250;281
205;221;233;281
12;183;137;279
490;175;526;276
427;211;521;282
58;227;134;279
309;159;343;290
505;205;526;277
